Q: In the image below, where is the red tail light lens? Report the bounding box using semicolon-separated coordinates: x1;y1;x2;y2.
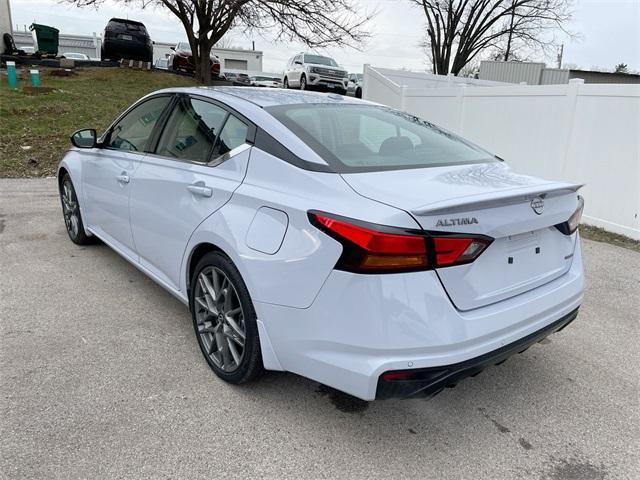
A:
381;371;417;381
555;196;584;235
433;237;492;267
310;213;429;272
309;211;492;273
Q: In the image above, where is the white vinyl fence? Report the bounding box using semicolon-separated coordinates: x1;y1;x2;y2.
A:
363;65;640;240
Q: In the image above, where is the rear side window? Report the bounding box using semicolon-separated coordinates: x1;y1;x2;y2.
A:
107;96;171;152
156;97;228;162
214;115;249;157
267;104;496;172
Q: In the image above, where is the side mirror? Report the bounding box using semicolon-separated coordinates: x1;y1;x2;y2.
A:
294;60;302;65
170;46;175;51
70;128;97;148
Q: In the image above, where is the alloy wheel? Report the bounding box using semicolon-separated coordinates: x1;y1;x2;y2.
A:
194;266;246;373
61;179;80;239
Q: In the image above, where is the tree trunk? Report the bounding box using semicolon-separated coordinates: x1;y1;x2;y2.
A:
504;2;516;61
432;47;449;75
194;37;213;84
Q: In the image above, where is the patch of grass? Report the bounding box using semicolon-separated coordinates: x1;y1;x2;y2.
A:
0;67;197;177
580;225;640;253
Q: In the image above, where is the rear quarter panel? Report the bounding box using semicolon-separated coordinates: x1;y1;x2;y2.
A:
181;147;418;309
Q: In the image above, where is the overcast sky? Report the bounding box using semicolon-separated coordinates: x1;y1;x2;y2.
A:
9;0;640;73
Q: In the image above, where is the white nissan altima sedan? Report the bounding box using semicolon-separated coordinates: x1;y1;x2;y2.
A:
58;87;585;400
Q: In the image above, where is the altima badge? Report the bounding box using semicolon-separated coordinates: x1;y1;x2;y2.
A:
436;217;479;227
530;197;544;215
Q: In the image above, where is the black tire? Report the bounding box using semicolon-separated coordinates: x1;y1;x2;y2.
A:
190;251;264;384
59;173;92;245
356;87;362;99
300;74;307;90
283;76;289;89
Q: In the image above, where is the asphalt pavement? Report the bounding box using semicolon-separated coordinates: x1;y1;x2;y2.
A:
1;178;638;479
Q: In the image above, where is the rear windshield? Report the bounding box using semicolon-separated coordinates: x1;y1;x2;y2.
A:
266;104;496;172
108;20;147;33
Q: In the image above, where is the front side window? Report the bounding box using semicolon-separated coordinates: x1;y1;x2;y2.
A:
156;97;228;162
107;96;171;152
267;104;496;172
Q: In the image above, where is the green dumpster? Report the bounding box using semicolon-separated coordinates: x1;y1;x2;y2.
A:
29;23;60;55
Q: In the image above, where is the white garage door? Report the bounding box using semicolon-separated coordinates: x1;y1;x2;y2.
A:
224;59;248;70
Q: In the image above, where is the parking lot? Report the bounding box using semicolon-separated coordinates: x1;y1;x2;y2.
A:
1;178;638;479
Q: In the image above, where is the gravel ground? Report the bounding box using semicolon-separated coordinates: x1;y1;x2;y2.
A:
1;178;639;480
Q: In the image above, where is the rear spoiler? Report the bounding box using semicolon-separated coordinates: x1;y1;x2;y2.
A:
411;183;584;216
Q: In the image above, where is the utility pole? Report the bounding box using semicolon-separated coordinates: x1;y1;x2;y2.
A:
557;44;564;69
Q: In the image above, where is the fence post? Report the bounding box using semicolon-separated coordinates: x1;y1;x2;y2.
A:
400;85;408;111
93;31;99;59
560;78;584;178
362;63;370;100
456;84;467;134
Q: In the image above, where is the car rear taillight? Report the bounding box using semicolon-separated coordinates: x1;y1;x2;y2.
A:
308;211;492;274
555;196;584;235
433;236;492;267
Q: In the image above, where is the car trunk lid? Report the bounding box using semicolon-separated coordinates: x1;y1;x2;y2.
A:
341;162;582;310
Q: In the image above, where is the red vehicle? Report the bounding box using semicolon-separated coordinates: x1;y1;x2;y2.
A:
168;42;221;78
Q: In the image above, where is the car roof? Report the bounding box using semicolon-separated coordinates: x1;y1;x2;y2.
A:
167;86;370;108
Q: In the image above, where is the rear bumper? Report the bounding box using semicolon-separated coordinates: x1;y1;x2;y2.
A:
103;40;151;60
376;307;579;399
255;236;584;401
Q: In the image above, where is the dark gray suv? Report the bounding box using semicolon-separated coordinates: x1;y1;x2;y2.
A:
101;18;153;63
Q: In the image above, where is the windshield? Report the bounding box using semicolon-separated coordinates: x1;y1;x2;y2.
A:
303;55;338;67
176;42;191;51
267;104;496;172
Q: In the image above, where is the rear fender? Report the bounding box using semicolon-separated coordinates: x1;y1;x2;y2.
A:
180;147;420;309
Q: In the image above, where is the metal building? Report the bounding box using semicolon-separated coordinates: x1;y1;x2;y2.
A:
479;60;640;85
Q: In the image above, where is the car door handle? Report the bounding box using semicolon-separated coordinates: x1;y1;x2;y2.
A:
116;174;130;184
187;184;213;198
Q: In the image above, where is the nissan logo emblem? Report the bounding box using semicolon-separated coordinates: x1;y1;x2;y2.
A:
530;197;544;215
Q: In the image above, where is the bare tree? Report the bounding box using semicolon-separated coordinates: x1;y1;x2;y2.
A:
410;0;574;75
69;0;373;83
213;36;236;49
614;63;628;73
